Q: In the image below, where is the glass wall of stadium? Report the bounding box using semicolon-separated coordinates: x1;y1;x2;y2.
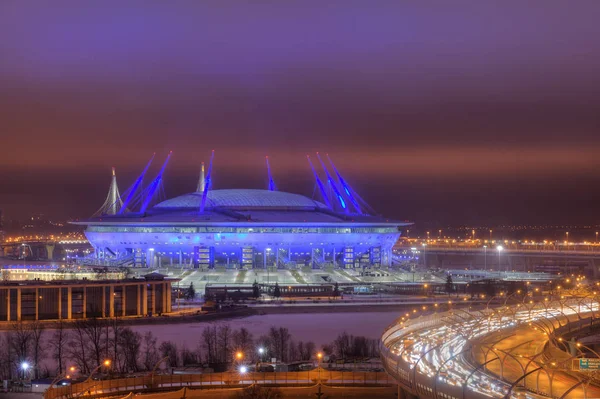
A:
84;224;401;269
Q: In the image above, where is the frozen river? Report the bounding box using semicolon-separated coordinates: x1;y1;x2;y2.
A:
128;311;400;348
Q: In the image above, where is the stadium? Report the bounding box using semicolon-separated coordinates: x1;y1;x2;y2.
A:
74;153;408;270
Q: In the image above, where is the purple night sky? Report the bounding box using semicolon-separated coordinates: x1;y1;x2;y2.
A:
0;1;599;225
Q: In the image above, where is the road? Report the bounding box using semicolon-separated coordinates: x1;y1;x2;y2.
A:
381;298;600;399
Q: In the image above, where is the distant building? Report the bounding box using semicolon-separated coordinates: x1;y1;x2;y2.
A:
0;209;4;242
1;264;124;281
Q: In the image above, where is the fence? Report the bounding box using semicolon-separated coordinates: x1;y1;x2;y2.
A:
44;369;393;399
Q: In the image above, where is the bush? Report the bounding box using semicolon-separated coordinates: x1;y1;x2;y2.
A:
232;385;283;399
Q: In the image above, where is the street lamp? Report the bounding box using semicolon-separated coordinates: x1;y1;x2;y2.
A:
21;362;29;380
266;248;271;284
85;360;111;383
257;347;266;372
496;246;503;273
49;366;77;391
483;246;487;270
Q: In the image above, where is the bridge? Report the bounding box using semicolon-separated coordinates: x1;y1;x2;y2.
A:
380;296;600;399
0;239;90;261
396;244;600;277
44;369;394;399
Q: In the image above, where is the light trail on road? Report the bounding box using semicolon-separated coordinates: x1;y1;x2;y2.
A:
381;299;600;399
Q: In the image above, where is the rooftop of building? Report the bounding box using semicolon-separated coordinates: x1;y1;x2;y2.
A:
75;189;409;226
155;189;328;210
0;273;178;287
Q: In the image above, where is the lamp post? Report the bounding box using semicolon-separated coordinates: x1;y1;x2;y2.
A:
316;352;323;381
257;347;265;373
21;362;29;381
48;366;76;391
85;360;111;383
149;356;169;387
496;246;503;274
483;246;487;270
566;232;569;251
266;248;271;285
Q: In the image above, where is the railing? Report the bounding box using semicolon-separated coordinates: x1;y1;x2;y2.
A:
76;254;135;267
44;369;393;399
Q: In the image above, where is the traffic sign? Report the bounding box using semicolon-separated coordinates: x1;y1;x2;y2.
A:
574;358;600;370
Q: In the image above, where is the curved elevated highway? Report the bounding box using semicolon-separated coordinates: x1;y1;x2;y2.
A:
381;297;600;399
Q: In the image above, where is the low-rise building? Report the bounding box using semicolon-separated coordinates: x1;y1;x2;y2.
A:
0;273;176;322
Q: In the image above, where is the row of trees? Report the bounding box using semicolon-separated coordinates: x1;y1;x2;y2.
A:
0;319;161;380
0;319;378;380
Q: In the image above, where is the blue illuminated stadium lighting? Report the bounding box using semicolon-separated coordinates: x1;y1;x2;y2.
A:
140;152;172;213
119;153;155;214
338;195;346;209
266;156;276;191
316;153;348;214
326;154;363;215
307;155;332;208
199;150;215;213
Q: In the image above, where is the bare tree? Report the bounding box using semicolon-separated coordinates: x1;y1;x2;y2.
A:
201;326;218;364
68;322;90;374
158;341;178;367
288;340;299;362
118;328;141;373
10;321;32;368
69;318;109;374
304;342;316;361
233;327;254;359
80;318;105;367
333;332;351;359
49;320;69;374
0;334;14;380
217;325;233;364
110;317;123;370
268;327;291;362
142;331;160;371
29;322;45;379
180;347;199;366
331;332;378;359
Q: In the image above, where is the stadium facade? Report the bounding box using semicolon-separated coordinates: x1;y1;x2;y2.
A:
74;154;409;269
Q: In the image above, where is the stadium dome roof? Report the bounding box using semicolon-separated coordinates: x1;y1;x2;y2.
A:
154;189;327;210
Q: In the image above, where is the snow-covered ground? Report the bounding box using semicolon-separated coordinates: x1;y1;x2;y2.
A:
127;311;399;349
